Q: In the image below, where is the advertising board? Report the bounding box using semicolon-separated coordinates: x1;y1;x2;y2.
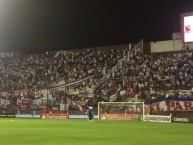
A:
172;117;193;123
41;113;68;119
15;114;40;119
0;114;15;118
99;114;135;120
144;115;171;123
68;114;98;119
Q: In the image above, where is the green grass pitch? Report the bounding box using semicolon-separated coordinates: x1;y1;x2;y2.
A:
0;118;193;145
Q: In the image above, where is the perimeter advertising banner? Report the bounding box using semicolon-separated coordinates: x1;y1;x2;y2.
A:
15;114;40;119
99;114;135;120
68;114;98;119
144;115;171;123
0;114;15;118
172;117;193;123
41;113;68;119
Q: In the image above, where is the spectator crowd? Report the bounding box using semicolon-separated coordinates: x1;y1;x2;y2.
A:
0;48;128;91
0;47;193;113
104;51;193;102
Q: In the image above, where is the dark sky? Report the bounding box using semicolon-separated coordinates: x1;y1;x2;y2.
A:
0;0;193;53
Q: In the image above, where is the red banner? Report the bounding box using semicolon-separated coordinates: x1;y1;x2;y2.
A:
41;113;68;120
150;100;193;113
100;114;134;120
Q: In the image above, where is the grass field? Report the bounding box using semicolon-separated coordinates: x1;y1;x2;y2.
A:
0;119;193;145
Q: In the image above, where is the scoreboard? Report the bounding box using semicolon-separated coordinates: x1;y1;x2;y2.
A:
181;12;193;43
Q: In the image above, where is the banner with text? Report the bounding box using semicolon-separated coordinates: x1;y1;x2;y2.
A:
68;114;98;119
99;114;139;120
172;117;193;123
0;114;15;118
146;97;193;113
15;114;40;119
144;115;171;123
41;113;68;120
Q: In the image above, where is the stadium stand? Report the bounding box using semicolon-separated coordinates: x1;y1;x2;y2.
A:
0;44;193;115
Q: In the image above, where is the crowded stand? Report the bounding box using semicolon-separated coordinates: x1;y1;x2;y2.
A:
0;48;127;91
104;51;193;103
0;48;128;113
0;45;193;114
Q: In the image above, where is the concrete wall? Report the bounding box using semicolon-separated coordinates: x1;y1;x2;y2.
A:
186;42;193;50
150;39;193;52
173;40;183;51
151;40;174;53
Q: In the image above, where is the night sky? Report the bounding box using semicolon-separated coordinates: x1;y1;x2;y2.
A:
0;0;193;53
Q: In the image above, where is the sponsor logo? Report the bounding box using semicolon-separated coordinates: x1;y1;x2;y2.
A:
41;113;68;120
144;115;171;122
100;114;133;120
0;114;15;118
173;117;190;123
68;115;98;119
15;114;40;118
7;115;15;118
